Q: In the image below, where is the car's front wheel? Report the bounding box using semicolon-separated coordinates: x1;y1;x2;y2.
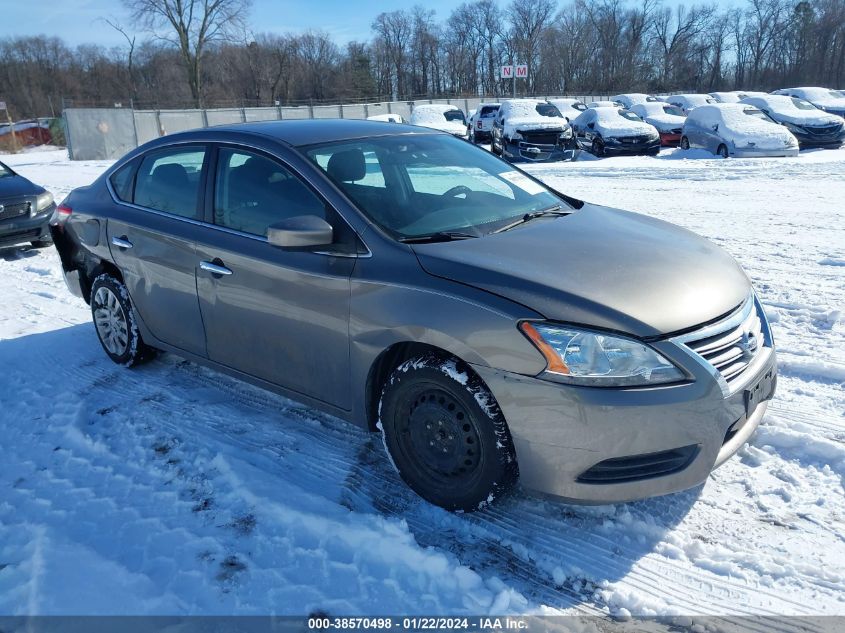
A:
680;136;690;150
379;353;518;511
717;144;729;158
591;139;605;157
90;273;156;366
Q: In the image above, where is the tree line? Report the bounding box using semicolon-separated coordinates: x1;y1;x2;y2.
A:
1;0;844;120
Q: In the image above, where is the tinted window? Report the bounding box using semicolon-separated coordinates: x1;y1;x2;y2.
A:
444;109;466;123
134;146;206;218
480;106;499;118
663;105;684;116
0;162;13;179
109;161;136;202
792;98;817;110
214;148;325;236
620;111;642;121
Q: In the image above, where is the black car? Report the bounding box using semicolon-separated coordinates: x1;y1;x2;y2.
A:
570;107;661;157
0;160;55;248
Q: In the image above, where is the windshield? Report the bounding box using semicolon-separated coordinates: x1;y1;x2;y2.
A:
444;109;466;124
0;162;13;178
663;105;684;116
536;103;563;118
792;98;818;110
305;134;568;239
619;111;643;122
743;107;775;122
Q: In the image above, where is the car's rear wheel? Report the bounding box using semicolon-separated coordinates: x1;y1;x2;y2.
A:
591;139;605;157
378;353;518;511
90;273;156;366
717;144;729;158
680;136;690;150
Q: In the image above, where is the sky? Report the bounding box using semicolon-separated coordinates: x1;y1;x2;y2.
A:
0;0;741;48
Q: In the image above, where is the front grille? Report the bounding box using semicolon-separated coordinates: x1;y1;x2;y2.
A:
683;298;766;383
806;123;843;136
519;130;561;145
577;445;699;484
0;201;31;222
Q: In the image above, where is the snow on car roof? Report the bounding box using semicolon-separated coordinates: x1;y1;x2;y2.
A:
410;104;464;125
688;103;794;142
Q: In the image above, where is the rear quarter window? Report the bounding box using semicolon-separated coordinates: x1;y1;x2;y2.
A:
109;160;136;202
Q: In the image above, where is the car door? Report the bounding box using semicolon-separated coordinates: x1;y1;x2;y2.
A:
107;144;209;356
193;145;357;409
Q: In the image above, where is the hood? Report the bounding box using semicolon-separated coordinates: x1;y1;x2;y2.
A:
506;117;566;133
597;120;656;136
644;114;686;130
773;111;844;127
413;204;750;338
0;174;44;200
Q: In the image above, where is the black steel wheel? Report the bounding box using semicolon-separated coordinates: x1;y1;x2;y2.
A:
379;353;518;511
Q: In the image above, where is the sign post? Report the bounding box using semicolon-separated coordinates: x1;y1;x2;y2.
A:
501;64;527;97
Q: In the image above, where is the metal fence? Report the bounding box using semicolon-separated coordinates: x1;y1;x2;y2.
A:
63;95;615;160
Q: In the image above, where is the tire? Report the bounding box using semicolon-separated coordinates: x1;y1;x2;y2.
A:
680;136;690;150
90;273;156;366
378;353;518;511
717;144;729;159
591;139;605;157
30;237;53;248
491;136;501;155
647;147;660;156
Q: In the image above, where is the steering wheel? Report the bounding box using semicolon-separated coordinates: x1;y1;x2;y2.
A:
442;185;472;199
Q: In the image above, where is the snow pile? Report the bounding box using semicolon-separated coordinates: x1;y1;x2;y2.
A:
689;104;797;149
409;105;465;135
741;95;844;127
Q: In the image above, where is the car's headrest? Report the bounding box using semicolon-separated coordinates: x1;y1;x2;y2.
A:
151;163;188;188
327;149;365;183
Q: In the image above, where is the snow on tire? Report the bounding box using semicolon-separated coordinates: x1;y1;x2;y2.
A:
378;353;518;512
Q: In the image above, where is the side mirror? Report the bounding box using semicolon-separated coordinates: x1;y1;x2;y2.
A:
267;215;333;249
712;124;719;132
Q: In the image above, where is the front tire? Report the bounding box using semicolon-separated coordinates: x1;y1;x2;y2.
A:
717;144;729;158
680;136;690;150
591;139;605;157
379;353;518;511
90;273;155;366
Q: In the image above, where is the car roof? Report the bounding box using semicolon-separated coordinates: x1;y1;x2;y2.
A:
183;119;439;147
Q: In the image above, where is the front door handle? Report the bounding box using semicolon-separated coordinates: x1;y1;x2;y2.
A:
111;236;133;249
200;260;233;276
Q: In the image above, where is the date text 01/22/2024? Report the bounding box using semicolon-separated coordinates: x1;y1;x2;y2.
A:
307;617;529;630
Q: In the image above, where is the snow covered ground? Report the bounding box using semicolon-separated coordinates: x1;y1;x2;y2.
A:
0;147;843;618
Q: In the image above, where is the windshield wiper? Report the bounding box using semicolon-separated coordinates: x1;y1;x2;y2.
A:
491;205;569;234
398;231;479;244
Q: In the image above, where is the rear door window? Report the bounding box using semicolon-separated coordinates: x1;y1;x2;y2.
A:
134;146;206;219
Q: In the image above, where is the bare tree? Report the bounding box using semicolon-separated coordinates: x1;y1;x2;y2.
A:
123;0;251;106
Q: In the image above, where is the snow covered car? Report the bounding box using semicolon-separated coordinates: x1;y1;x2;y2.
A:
491;99;575;162
740;95;845;148
587;100;621;109
547;98;587;122
571;107;661;156
771;87;845;118
680;103;799;158
467;103;500;143
51;119;778;511
630;102;687;146
610;93;660;109
409;104;467;137
0;159;55;249
708;92;742;104
665;94;717;115
366;113;404;123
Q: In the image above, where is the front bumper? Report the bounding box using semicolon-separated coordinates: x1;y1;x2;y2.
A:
659;132;682;146
0;206;54;247
473;343;776;504
603;139;662;155
792;130;845;148
730;146;799;157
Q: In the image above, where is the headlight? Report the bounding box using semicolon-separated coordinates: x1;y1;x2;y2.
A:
520;322;685;387
559;128;573;140
35;192;54;213
604;137;621;145
786;135;799;146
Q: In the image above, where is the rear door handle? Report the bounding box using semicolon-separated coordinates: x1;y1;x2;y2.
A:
111;236;133;249
200;260;233;276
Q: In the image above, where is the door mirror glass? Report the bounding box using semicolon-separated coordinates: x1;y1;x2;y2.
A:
267;215;334;249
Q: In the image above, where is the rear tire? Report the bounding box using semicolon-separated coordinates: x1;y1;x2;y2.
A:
90;273;156;366
680;136;690;150
717;144;729;158
378;353;518;511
